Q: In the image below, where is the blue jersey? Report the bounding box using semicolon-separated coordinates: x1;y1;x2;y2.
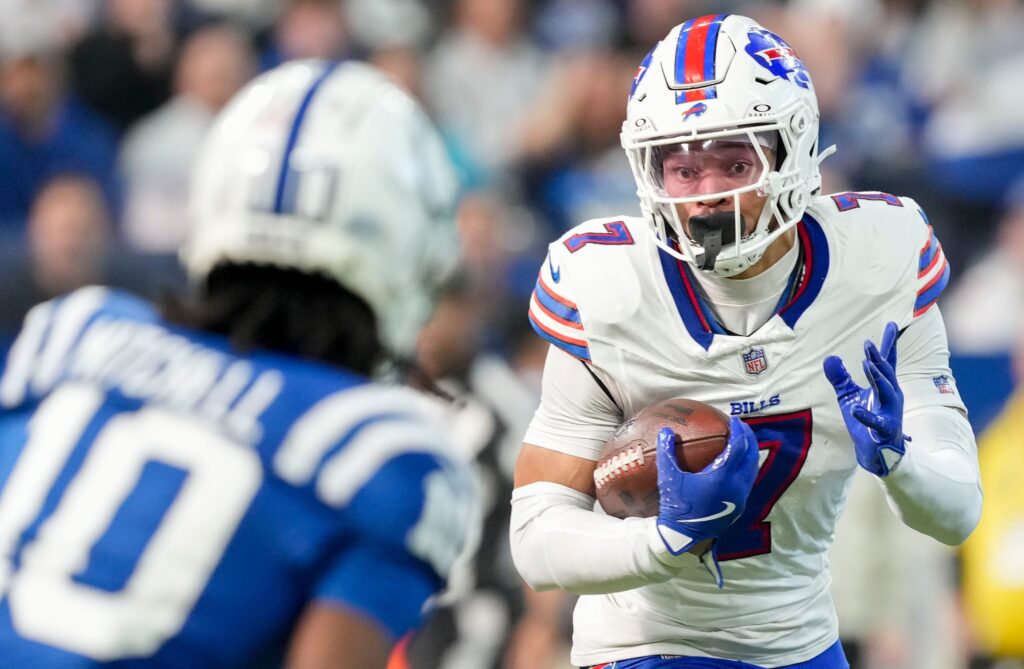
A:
0;287;476;668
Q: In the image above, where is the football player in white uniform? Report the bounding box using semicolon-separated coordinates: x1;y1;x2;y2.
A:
509;14;982;669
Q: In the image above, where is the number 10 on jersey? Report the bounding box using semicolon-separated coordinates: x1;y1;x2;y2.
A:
0;385;262;660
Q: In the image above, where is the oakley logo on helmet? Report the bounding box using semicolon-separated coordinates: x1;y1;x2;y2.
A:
744;29;811;90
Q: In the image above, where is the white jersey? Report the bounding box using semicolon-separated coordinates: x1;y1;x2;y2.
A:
524;192;964;666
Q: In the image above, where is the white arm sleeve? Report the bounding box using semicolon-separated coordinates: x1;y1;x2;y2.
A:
880;405;981;545
897;306;966;413
509;481;690;594
522;346;623;460
513;348;692;594
879;307;982;545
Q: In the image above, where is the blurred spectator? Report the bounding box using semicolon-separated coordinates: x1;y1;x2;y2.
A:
185;0;283;30
908;0;1024;204
497;289;576;669
518;50;640;234
0;174;184;342
395;275;539;669
347;0;433;97
622;0;701;48
423;0;548;187
894;0;1024;274
944;181;1024;354
259;0;348;71
69;0;179;132
347;0;431;53
0;175;112;337
367;46;424;99
763;1;856;132
455;191;546;308
533;0;619;52
503;295;549;398
0;0;99;51
0;42;119;231
120;23;256;252
794;0;927;175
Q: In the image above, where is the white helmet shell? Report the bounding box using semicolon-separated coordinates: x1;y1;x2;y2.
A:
185;60;460;356
621;14;832;276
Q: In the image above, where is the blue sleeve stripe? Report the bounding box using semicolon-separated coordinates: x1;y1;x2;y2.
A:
914;260;950;316
533;278;580;325
528;312;591;362
918;228;940;273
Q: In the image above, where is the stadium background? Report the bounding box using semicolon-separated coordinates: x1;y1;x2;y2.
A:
0;0;1020;667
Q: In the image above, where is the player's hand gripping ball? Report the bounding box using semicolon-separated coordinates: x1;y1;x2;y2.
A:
594;398;760;587
594;398;734;518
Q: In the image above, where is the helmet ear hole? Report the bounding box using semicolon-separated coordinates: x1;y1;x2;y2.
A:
790;110;808;135
786;188;805;214
772;131;787;171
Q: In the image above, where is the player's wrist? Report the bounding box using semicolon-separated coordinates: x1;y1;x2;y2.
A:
647;518;691;568
877;441;916;484
882;440;907;475
866;433;909;478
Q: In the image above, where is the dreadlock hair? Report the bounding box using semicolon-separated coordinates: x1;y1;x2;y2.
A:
162;263;386;376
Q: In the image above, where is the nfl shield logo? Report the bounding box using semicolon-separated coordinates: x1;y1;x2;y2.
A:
933;374;954;395
742;348;768;375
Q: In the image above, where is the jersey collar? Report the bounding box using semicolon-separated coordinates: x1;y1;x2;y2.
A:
659;214;830;351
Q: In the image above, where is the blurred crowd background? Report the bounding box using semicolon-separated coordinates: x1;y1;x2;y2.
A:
0;1;1021;668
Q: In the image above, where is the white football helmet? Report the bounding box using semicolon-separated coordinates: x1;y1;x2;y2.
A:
185;60;460;356
621;14;834;276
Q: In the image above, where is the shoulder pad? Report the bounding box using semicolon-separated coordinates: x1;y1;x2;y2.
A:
529;217;647;362
812;192;949;319
813;191;928;237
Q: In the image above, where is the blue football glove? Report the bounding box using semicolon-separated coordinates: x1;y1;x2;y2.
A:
655;416;759;587
823;321;910;478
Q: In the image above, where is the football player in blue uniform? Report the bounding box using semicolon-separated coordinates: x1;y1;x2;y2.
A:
0;60;477;668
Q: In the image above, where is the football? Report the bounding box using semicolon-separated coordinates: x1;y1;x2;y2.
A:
594;398;731;519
